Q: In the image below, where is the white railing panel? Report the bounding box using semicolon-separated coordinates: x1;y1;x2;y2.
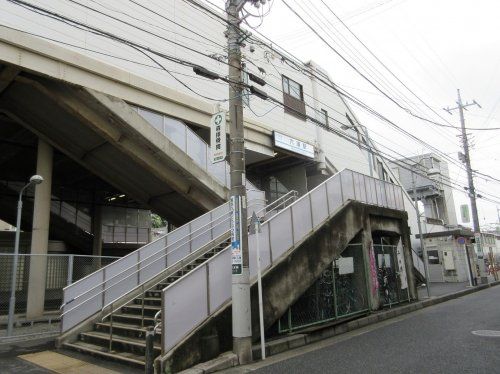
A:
186;129;207;169
207;155;227;186
164;116;187;152
396;187;404;210
139;243;167;284
366;176;378;206
291;196;313;244
360;173;368;203
341;170;355;201
353;172;367;203
377;180;387;207
190;213;213;252
166;225;191;266
62;271;103;332
208;249;231;314
385;183;395;209
326;175;343;214
163;265;208;352
139;107;163;133
412;250;425;276
104;253;139;306
269;209;293;260
249;223;271;279
211;204;230;239
310;184;329;228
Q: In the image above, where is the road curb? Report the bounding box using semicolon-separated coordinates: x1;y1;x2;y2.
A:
182;281;500;373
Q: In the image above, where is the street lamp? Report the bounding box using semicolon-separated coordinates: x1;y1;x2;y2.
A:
7;174;44;336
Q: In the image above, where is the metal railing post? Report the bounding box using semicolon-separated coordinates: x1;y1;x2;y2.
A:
67;254;74;286
141;284;146;328
145;326;155;374
108;303;114;352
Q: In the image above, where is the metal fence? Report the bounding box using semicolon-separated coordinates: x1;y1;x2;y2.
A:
373;244;411;307
0;253;118;339
278;244;369;333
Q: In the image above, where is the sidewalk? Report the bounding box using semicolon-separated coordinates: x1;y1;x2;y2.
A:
417;281;469;299
418;278;499;299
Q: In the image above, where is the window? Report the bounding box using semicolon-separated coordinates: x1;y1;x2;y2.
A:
282;76;303;100
318;109;328;127
282;75;306;119
268;176;288;203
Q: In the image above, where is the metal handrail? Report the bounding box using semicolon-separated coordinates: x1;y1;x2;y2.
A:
102;193;298;350
95;192;296;316
60;192;297;318
61;195;263;301
61;209;231;314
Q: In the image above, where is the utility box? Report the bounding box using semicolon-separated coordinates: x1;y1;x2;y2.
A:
443;250;455;270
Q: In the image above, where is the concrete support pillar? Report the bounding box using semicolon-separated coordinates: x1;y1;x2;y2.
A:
92;204;103;268
361;218;380;310
26;139;53;319
399;225;417;300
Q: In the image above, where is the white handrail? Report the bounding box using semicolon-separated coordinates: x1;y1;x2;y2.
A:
60;191;296;321
161;169;407;353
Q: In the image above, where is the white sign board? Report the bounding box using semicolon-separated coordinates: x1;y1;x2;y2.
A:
211;111;226;163
273;131;314;159
230;196;243;275
337;257;354;275
378;254;392;268
396;240;408;290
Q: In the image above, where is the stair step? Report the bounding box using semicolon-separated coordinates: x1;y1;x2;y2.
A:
112;313;156;325
64;340;146;367
122;304;161;313
80;331;161;351
134;296;161;304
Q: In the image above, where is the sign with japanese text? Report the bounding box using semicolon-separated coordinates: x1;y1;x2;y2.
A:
211;111;226;163
272;131;314;159
230;196;243;275
396;240;408;290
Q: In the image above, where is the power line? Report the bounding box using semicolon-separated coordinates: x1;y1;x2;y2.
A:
8;0;499;205
281;0;449;128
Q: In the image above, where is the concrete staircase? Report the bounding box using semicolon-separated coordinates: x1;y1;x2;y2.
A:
64;237;231;367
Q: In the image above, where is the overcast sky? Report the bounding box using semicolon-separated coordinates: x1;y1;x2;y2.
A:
222;0;500;229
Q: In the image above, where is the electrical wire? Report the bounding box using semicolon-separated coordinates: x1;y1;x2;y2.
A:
6;0;499;204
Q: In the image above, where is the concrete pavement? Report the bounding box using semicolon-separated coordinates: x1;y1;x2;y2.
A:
417;281;469;299
224;285;500;374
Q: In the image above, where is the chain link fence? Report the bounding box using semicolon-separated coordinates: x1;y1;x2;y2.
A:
279;244;368;333
373;244;411;307
0;253;118;339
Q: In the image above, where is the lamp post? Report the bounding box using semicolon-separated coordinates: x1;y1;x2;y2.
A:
7;174;44;336
410;168;432;298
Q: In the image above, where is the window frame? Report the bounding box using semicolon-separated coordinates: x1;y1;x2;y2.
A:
282;75;304;101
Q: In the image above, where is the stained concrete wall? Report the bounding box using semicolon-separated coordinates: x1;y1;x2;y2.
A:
161;201;414;372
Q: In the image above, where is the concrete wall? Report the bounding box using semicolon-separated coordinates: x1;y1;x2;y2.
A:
423;236;470;283
0;0;371;173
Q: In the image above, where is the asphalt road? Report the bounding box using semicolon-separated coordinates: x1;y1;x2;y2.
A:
251;286;500;374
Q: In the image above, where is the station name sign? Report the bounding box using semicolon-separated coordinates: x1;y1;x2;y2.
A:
272;131;314;159
211;111;226;163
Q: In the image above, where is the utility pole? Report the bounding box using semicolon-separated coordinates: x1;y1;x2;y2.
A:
411;167;431;297
226;0;252;364
444;89;483;284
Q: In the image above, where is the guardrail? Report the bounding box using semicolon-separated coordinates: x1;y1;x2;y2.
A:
161;169;405;353
60;191;287;332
